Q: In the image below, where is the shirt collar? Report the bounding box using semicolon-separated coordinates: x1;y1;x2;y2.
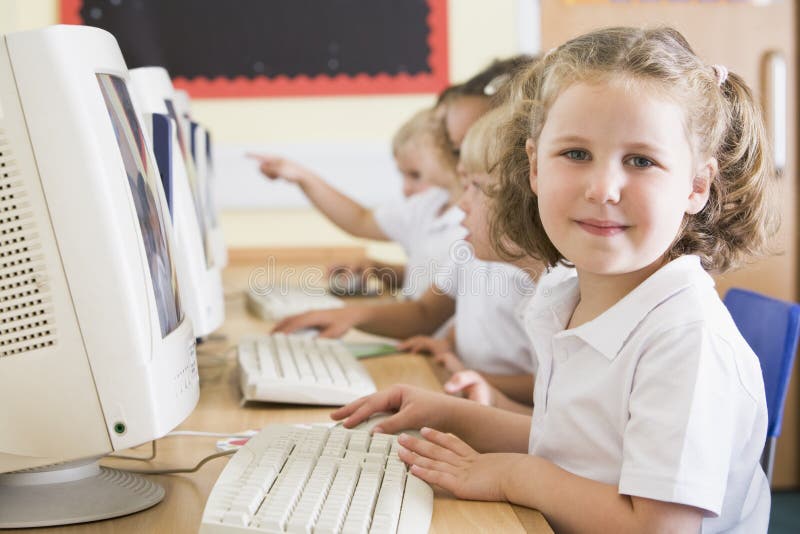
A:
523;266;580;354
528;256;714;361
430;204;464;231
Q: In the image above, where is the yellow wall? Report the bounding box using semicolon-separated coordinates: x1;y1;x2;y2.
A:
5;0;523;262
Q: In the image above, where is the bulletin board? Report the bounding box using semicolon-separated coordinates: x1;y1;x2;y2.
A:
60;0;449;98
560;0;773;3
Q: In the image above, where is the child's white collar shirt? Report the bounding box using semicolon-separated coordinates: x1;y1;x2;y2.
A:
524;255;770;533
373;187;466;299
433;256;537;374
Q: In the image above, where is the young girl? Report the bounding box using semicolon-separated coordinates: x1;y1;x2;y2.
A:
249;107;464;299
332;27;775;532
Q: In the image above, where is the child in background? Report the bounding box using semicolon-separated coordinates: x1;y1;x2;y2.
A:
396;54;537;359
249;107;463;299
332;56;535;297
438;55;534;158
276;108;544;409
333;26;775;532
402;107;547;411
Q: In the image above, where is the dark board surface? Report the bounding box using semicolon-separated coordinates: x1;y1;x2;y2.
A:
61;0;449;97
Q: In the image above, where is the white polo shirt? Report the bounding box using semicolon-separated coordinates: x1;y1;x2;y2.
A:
434;254;537;374
373;187;466;300
523;255;770;532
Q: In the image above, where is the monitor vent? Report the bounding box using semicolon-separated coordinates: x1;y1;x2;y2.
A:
0;129;56;358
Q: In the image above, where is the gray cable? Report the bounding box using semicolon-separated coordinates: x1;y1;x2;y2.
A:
112;449;236;475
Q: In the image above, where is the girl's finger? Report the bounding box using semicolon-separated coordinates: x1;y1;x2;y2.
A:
398;446;459;476
330;395;370;420
396;338;417;351
419;427;476;457
443;370;480;393
319;325;345;338
338;386;405;428
245;152;269;162
341;399;390;428
408;464;460;494
398;433;462;465
271;313;314;333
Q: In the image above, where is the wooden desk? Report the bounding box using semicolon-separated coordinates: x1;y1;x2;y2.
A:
11;264;551;534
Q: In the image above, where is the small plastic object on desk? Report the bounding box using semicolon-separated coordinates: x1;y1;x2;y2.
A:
344;342;399;359
328;270;386;298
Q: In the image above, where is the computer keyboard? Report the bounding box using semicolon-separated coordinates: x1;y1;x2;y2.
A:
238;334;376;406
199;423;434;534
247;287;344;321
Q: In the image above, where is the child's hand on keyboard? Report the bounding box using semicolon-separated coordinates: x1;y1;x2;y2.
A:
331;384;455;435
272;306;369;338
396;427;517;502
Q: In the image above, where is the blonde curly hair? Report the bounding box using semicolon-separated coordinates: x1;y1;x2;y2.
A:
490;26;778;273
392;107;459;190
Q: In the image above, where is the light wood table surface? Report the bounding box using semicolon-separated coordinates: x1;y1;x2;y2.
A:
10;263;551;534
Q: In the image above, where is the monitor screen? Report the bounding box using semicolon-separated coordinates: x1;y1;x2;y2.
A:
204;130;218;227
190;121;219;230
152;113;174;218
96;73;182;337
164;98;213;269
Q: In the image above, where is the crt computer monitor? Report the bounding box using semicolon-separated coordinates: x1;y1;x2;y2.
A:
191;121;228;268
174;89;228;269
130;67;224;338
0;25;199;527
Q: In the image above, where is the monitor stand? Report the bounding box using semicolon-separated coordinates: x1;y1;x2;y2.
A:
0;457;164;528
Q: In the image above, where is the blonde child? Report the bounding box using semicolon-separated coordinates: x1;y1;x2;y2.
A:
276;108;544;409
332;26;775;532
249;107;463;299
402;107;554;410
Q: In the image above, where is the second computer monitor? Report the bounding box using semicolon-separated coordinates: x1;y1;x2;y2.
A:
130;66;224;337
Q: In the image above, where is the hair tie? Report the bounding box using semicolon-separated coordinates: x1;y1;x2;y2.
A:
711;64;729;86
484;73;511;96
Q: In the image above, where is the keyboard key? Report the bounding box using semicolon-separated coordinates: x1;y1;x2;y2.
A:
274;334;299;381
255;337;279;379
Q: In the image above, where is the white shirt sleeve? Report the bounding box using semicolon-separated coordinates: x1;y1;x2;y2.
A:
431;259;459;298
372;187;448;249
618;324;737;516
373;200;413;248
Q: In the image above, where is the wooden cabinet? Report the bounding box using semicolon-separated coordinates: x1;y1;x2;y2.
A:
539;0;798;488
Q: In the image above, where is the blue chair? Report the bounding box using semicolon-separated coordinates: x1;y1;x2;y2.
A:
723;288;800;483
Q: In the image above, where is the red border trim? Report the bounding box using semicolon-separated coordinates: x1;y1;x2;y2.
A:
60;0;449;98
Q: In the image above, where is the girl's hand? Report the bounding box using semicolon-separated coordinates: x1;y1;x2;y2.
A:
271;307;364;338
397;427;519;502
432;351;465;374
247;153;314;185
398;336;464;374
444;370;497;406
397;335;453;357
330;385;449;434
